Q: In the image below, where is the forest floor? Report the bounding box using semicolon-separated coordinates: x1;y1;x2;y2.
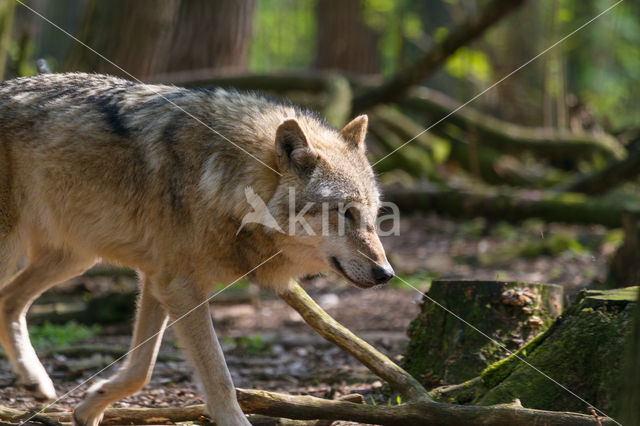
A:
0;213;618;424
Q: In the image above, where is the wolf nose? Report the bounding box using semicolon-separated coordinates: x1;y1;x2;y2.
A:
372;264;394;284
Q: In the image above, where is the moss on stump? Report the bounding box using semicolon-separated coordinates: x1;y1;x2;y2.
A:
429;286;638;415
403;280;563;388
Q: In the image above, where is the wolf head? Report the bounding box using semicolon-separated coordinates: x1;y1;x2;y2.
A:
269;114;394;288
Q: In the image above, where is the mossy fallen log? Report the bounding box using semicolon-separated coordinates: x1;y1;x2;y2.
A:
401;86;625;163
371;106;566;188
563;148;640;195
444;125;569;188
430;287;638;416
404;280;563;388
384;184;640;228
368;118;437;178
27;291;137;325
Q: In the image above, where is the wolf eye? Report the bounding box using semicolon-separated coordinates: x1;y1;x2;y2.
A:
337;207;355;221
344;208;355;221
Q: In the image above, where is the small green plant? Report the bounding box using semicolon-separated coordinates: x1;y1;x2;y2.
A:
492;221;519;241
234;335;272;355
29;321;100;350
460;217;486;237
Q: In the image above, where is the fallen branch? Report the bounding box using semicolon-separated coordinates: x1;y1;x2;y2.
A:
0;388;615;425
279;283;429;402
353;0;525;112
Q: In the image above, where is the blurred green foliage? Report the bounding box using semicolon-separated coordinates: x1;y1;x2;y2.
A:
29;321;100;351
249;0;316;71
1;0;638;130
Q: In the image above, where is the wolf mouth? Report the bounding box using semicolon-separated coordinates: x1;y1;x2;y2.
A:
330;256;375;289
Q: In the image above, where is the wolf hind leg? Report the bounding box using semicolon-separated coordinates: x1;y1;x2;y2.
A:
0;245;94;401
73;278;169;426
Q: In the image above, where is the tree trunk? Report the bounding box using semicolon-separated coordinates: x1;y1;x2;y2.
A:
65;0;254;80
607;209;640;288
315;0;379;74
64;0;179;78
163;0;255;74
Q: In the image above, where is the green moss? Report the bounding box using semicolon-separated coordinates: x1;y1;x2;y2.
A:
481;324;551;388
472;287;636;412
585;286;638;302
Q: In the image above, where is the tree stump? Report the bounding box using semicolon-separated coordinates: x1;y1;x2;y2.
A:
431;286;638;416
404;280;563;388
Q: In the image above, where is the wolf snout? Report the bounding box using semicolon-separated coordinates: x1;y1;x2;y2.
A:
372;264;394;284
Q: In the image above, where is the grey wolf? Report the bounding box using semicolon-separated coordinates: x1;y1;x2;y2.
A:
0;73;394;426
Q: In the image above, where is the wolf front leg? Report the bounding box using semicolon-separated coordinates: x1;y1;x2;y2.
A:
73;279;168;426
279;281;430;403
155;277;251;426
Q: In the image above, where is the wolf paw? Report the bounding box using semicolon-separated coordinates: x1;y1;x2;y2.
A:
20;378;57;402
72;410;103;426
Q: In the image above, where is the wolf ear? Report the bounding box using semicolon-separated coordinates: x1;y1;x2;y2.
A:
340;115;368;151
275;118;318;179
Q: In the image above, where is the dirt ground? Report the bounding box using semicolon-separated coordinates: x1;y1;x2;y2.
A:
0;213;615;424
